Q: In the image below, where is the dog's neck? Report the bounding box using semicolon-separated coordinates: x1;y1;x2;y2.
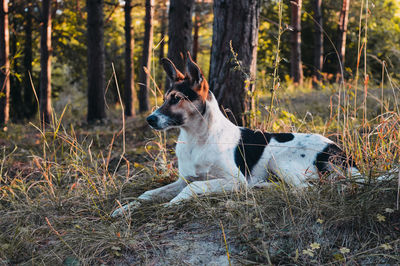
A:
179;92;236;143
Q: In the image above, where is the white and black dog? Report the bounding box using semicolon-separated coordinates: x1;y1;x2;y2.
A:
111;54;359;217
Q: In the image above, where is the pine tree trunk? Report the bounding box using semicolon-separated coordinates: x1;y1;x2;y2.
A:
312;0;323;88
24;0;36;118
165;0;194;90
209;0;260;126
290;0;303;85
87;0;106;122
158;0;167;62
10;31;24;120
39;0;52;124
192;3;200;62
336;0;350;81
138;0;154;113
124;0;136;117
0;0;9;128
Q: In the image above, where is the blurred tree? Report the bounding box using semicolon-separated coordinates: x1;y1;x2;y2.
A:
87;0;106;122
138;0;154;113
336;0;350;81
39;0;52;124
165;0;194;90
158;0;167;63
209;0;260;126
290;0;303;85
124;0;136;117
312;0;323;87
192;1;201;62
0;0;9;128
24;0;37;118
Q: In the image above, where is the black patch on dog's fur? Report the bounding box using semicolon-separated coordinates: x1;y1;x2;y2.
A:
314;143;356;174
173;79;199;102
235;128;271;178
271;133;295;143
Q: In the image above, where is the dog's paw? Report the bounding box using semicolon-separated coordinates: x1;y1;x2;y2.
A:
111;200;141;218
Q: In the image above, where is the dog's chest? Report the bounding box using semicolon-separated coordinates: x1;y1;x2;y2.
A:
175;129;239;179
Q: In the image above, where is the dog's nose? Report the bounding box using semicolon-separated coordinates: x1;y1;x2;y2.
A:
146;115;158;127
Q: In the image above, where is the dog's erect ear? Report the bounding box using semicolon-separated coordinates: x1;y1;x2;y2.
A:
161;58;185;81
186;52;209;101
186;52;203;84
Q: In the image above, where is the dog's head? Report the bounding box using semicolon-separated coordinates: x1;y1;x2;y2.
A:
146;53;210;130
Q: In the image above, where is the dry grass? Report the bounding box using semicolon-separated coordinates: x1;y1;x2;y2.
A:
0;81;399;265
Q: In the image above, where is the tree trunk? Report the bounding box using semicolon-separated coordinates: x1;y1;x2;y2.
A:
312;0;323;88
39;0;52;124
192;2;200;62
24;0;36;118
158;0;167;62
290;0;303;85
10;30;24;120
0;0;9;128
336;0;350;81
87;0;106;122
165;0;194;90
138;0;154;113
124;0;136;117
209;0;260;126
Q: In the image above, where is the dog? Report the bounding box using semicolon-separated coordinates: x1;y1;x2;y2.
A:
111;53;360;217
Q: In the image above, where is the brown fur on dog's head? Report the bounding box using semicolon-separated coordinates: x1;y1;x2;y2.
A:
146;53;210;130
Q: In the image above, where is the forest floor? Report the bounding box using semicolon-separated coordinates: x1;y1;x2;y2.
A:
0;86;399;265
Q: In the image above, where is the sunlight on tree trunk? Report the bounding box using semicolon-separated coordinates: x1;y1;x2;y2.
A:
0;0;9;129
40;0;52;125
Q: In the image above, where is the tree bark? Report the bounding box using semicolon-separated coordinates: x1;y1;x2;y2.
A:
124;0;136;117
290;0;303;85
209;0;260;126
39;0;52;124
24;0;36;118
165;0;194;90
138;0;154;113
336;0;350;81
192;2;200;62
87;0;106;122
312;0;323;88
0;0;9;127
158;0;167;62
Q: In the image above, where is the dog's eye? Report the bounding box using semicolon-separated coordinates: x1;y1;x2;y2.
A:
169;95;182;105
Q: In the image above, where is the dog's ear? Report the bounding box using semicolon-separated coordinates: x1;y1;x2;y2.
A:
186;52;203;85
161;58;185;81
186;52;209;101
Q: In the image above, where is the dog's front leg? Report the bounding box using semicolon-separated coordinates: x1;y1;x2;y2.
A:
167;178;242;205
111;179;186;217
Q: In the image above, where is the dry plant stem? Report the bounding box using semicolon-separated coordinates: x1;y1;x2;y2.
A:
354;0;364;118
266;0;283;131
111;63;127;179
220;220;232;266
363;0;368;126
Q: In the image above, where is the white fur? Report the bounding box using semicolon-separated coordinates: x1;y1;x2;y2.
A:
111;92;359;217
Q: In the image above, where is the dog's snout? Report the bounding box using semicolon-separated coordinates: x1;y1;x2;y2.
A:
146;115;158;127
